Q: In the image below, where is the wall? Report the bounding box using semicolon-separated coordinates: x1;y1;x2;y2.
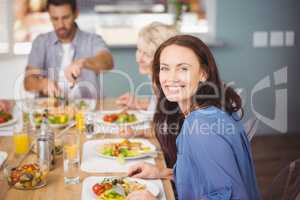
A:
101;48;151;97
0;0;299;134
213;0;300;134
0;56;27;98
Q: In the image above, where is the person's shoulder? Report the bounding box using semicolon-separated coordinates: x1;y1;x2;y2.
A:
187;106;239;123
186;106;221;123
182;106;242;136
30;31;55;51
34;31;54;41
180;107;218;134
78;29;92;37
79;30;103;40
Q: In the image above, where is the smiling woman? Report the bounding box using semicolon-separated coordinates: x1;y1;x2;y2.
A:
158;44;207;111
126;35;261;200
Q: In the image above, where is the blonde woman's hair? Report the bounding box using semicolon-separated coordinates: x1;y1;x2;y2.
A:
138;22;178;57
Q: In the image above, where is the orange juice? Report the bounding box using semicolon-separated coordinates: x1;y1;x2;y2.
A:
64;144;79;160
63;132;80;184
13;133;29;154
75;112;85;131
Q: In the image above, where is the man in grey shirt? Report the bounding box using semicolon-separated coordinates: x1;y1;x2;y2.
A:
24;0;113;99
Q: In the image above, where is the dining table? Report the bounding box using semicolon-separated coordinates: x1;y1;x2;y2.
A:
0;98;175;200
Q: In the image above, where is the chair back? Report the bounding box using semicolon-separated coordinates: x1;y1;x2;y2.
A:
244;117;259;141
266;158;300;200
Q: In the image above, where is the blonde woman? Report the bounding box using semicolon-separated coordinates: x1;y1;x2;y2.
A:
116;22;179;168
116;22;178;112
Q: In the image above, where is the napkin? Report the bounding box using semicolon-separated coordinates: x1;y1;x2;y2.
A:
0;127;13;136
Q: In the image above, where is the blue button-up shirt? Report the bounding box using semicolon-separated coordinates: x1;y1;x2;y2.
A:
174;106;261;200
27;26;109;98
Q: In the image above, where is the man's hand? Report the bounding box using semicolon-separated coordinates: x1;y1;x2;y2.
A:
64;59;85;85
41;78;61;97
126;190;158;200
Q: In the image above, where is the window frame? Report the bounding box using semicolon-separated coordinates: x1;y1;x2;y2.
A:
0;0;14;58
0;0;217;56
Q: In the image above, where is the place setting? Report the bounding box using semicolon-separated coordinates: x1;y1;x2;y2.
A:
80;138;157;173
0;95;171;200
0;104;19;136
94;109;152;134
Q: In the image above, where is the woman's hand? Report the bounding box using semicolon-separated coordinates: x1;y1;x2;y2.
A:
0;100;12;112
116;93;149;110
126;190;158;200
116;93;138;109
128;162;163;179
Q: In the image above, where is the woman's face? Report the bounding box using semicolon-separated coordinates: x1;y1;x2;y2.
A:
136;38;153;75
159;44;206;107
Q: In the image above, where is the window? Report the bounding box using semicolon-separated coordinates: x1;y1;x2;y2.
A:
1;0;216;55
13;0;51;54
0;0;11;54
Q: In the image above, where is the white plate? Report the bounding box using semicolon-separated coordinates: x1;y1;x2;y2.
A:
95;138;156;160
81;176;160;200
48;120;73;129
70;98;96;111
97;110;149;127
0;151;8;167
48;123;68;129
0;118;17;128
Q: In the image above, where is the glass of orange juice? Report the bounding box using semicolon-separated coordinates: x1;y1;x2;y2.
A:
63;132;80;184
75;111;85;132
13;125;30;155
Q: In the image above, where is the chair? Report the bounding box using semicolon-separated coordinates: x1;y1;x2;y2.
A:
266;158;300;200
244;117;259;141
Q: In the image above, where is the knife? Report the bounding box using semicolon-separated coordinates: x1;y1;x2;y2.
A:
69;74;77;89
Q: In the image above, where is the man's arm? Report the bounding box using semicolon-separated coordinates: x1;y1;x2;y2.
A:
24;34;52;95
24;66;61;97
64;50;114;84
24;66;45;92
83;50;114;73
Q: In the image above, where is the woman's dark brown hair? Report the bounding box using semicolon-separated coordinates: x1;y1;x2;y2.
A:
152;35;242;167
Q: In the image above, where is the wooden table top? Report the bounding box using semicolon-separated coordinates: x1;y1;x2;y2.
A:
0;98;175;200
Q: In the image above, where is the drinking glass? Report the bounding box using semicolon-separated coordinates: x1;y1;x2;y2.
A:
75;111;85;132
63;132;80;184
84;111;95;139
13;125;30;155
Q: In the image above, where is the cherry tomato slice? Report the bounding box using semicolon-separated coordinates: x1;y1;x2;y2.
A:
92;184;104;196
